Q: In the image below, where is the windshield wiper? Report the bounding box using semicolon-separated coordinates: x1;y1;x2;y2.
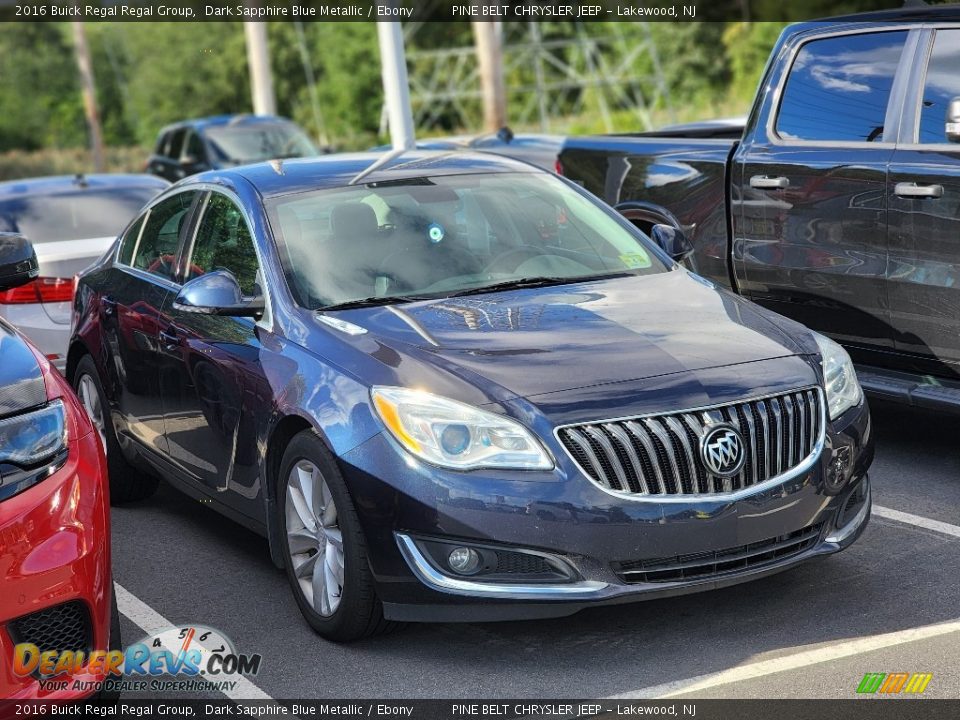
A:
318;294;435;312
449;272;632;298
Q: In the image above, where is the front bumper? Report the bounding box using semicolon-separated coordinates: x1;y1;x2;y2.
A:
0;429;112;700
340;394;873;623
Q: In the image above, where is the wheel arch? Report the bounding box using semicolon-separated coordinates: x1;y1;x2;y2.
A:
262;412;333;568
615;201;683;236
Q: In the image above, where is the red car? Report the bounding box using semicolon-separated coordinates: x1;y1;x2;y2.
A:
0;234;115;700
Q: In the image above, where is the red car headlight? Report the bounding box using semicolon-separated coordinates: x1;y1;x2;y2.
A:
0;400;68;501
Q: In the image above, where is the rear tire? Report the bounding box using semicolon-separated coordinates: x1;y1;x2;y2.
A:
73;355;159;505
278;431;397;642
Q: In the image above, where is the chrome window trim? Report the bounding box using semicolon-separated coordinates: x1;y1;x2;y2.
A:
395;533;607;600
113;186;202;286
553;386;827;504
764;25;922;149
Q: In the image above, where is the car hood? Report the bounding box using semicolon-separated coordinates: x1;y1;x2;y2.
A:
0;320;46;415
332;271;808;400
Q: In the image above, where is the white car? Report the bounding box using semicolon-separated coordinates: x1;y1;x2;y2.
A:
0;173;168;370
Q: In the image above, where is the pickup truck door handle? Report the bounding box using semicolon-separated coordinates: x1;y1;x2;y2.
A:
749;175;790;190
894;182;944;199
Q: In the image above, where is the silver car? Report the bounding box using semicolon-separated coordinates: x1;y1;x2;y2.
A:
0;173;168;370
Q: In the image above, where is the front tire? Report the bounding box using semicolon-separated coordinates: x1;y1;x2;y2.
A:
278;431;395;642
73;355;159;505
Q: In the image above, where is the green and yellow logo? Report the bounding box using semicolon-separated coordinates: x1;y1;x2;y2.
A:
857;673;933;695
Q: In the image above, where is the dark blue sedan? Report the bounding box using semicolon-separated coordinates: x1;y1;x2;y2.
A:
68;152;873;641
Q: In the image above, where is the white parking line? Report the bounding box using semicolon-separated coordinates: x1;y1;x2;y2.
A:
114;583;275;701
609;617;960;698
873;505;960;540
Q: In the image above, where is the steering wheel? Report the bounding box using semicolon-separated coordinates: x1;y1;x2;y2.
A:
377;245;478;294
482;246;544;275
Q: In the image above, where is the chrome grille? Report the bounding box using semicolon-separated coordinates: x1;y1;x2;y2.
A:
557;388;823;497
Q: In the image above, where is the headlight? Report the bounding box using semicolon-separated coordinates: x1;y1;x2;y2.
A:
371;387;553;470
814;334;862;420
0;400;67;498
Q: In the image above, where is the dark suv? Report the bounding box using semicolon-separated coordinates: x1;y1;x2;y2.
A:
147;114;317;182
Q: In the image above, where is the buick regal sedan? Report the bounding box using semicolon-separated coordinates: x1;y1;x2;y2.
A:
68;152;873;642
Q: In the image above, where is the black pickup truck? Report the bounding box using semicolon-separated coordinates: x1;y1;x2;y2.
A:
558;6;960;412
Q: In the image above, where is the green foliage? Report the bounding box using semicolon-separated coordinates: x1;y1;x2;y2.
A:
722;22;784;104
0;5;918;162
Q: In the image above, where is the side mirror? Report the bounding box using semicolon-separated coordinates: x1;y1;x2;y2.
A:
173;270;264;318
650;224;694;262
946;97;960;143
0;233;39;292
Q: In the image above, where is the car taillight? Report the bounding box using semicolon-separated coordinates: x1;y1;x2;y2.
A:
554;159;564;176
0;277;74;304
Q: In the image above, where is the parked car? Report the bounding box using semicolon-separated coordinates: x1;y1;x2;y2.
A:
0;233;116;700
555;6;960;412
147;114;318;182
68;151;872;642
0;173;168;370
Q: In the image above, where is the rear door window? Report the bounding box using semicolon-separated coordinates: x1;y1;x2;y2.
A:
918;29;960;145
130;192;198;280
776;31;908;143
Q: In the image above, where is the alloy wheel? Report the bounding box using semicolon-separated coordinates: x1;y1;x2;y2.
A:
285;460;345;616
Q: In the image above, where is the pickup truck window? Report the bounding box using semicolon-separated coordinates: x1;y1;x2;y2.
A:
918;29;960;145
776;31;907;143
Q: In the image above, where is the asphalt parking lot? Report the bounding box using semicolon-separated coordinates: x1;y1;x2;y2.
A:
110;398;960;700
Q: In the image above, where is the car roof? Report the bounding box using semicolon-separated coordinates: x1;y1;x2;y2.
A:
810;4;960;26
0;173;169;197
158;114;297;134
186;151;543;199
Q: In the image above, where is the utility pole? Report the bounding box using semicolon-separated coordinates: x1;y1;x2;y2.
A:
472;20;507;132
71;21;105;172
377;21;415;150
244;21;276;115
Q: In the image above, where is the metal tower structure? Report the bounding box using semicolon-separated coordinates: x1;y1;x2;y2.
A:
397;21;674;136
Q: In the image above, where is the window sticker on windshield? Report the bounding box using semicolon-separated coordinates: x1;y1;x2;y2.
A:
619;252;651;269
427;222;445;244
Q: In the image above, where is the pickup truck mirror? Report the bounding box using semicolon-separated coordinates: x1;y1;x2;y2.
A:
946;97;960;143
0;233;39;292
650;224;694;263
173;270;264;318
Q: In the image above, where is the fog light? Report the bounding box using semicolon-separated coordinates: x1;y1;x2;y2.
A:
825;446;852;495
447;547;481;575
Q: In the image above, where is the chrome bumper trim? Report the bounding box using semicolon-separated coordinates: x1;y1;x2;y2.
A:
395;534;607;600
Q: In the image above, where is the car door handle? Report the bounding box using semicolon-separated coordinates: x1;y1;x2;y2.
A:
749;175;790;190
160;329;181;351
894;182;944;199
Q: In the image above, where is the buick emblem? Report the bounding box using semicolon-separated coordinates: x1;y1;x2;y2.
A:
700;425;745;478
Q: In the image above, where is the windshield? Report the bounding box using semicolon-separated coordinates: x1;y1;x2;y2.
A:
0;186;161;243
267;172;669;310
205;123;317;164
